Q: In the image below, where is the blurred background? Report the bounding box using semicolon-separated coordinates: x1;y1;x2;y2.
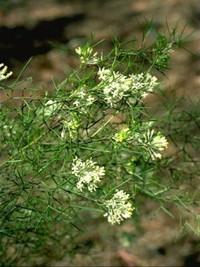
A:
0;0;200;266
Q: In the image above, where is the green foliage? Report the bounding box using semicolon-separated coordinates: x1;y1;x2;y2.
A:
0;27;199;265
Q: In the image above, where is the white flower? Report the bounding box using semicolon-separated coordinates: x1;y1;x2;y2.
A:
97;68;158;106
97;67;113;80
72;86;95;112
104;190;134;224
75;46;99;65
138;129;168;160
132;73;158;99
71;157;105;192
97;68;129;106
0;63;13;81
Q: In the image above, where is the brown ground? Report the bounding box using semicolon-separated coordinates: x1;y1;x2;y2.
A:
0;0;200;266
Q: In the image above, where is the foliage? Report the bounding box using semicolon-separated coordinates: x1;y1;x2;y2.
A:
0;27;199;265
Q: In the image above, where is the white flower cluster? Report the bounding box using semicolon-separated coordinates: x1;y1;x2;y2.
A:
75;46;99;65
135;73;158;99
71;157;105;192
73;86;95;111
138;129;168;160
98;68;158;106
104;190;134;224
0;63;13;82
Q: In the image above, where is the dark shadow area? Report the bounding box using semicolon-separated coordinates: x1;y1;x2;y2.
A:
184;251;200;267
0;13;85;63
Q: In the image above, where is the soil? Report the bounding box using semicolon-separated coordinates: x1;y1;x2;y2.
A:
0;0;200;266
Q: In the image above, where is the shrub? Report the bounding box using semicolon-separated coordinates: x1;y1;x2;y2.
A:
0;28;199;265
